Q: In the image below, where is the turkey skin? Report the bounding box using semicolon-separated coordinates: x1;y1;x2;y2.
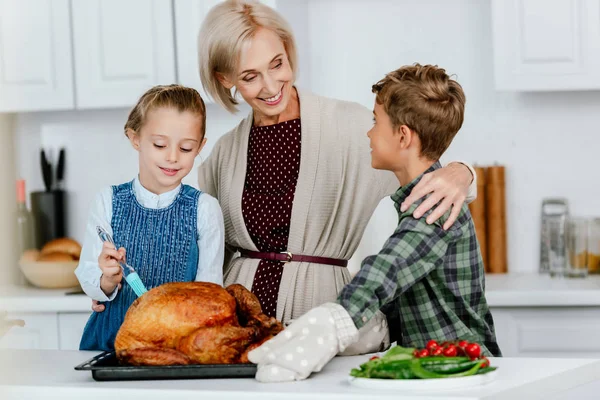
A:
114;282;283;365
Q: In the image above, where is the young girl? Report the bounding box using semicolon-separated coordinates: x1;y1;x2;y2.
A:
75;84;225;351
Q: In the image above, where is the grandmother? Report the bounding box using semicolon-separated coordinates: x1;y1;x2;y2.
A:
195;0;477;330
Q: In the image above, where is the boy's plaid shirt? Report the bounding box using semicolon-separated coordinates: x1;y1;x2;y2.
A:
338;162;501;356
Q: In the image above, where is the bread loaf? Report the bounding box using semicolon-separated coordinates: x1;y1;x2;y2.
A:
40;238;82;260
38;252;75;262
20;249;40;263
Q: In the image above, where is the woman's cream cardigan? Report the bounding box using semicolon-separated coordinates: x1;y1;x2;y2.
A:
198;89;475;325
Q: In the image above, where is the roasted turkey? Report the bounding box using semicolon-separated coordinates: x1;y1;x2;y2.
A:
114;282;283;365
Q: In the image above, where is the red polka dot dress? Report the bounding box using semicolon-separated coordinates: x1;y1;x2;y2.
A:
242;119;301;318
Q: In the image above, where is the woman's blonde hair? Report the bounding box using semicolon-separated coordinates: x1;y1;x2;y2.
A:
124;84;207;138
198;0;298;113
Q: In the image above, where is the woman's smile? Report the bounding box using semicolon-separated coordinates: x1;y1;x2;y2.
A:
259;86;284;106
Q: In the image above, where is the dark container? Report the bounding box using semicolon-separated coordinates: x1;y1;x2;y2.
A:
30;190;67;248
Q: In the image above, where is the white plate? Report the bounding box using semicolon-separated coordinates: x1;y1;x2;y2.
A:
348;369;499;392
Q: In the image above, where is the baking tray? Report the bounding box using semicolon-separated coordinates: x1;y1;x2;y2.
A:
74;351;257;381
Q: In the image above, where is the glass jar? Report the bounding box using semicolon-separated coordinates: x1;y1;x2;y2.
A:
589;218;600;274
566;217;588;278
547;217;567;277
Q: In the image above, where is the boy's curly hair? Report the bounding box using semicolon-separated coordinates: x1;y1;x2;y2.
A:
372;64;465;160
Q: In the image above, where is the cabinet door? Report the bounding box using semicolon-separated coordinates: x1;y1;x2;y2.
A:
491;0;600;91
58;312;91;350
173;0;279;103
492;307;600;358
71;0;176;109
0;313;59;350
173;0;224;102
0;0;74;112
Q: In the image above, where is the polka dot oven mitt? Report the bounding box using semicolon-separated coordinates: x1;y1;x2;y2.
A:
247;302;359;382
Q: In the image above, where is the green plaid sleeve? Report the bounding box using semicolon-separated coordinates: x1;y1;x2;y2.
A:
338;216;453;329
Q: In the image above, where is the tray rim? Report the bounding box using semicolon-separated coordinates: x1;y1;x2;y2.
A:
74;351;258;371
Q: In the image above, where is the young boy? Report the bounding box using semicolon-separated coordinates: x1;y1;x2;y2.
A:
248;64;500;382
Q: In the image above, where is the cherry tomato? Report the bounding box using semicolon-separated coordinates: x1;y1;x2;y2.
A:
418;349;429;358
413;349;421;358
440;341;449;348
430;347;443;356
457;340;468;348
480;357;490;368
442;345;458;357
426;340;439;352
369;356;380;361
465;343;481;358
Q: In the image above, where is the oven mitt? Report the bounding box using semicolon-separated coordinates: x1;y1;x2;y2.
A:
247;302;359;382
338;309;390;356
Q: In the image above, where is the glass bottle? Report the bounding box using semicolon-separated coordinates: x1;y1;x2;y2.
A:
589;218;600;274
15;179;36;257
566;217;588;278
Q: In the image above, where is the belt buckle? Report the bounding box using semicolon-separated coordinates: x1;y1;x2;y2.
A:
280;251;293;263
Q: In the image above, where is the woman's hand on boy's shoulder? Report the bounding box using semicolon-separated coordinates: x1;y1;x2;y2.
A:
400;163;471;230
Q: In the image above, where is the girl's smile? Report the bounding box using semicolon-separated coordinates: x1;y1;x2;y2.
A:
159;167;181;177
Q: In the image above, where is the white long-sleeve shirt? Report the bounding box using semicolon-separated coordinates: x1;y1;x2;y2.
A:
75;177;224;302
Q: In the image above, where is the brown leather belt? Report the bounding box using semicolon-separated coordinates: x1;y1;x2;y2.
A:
238;249;348;267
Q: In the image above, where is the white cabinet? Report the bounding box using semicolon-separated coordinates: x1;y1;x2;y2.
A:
0;0;74;112
1;0;308;112
491;0;600;91
58;312;91;350
71;0;176;109
173;0;224;102
0;313;58;350
0;311;90;350
492;307;600;358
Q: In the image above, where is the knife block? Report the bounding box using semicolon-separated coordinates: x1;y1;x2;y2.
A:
30;190;67;248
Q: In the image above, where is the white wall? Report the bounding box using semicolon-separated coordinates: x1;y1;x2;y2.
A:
14;0;600;275
307;0;599;273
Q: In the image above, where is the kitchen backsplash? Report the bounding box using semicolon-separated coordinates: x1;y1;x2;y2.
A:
12;0;600;275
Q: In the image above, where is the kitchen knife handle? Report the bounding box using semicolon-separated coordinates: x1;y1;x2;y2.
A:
56;148;65;188
40;149;53;192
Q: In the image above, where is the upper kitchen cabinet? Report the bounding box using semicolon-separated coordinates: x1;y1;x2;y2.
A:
173;0;308;103
0;0;75;112
491;0;600;91
71;0;176;109
173;0;223;102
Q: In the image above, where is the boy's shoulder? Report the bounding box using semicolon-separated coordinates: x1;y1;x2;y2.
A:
397;195;471;236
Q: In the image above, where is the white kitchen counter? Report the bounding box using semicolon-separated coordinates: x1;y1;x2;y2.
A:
2;273;600;313
0;285;90;313
0;350;599;400
484;273;600;307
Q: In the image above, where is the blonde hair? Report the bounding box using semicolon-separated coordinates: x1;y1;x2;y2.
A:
124;84;207;138
371;64;466;160
198;0;298;113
